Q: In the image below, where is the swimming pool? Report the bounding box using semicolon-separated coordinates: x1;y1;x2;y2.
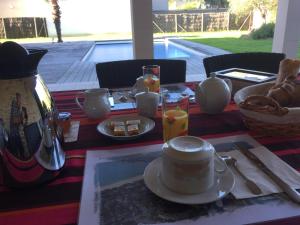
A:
83;40;191;62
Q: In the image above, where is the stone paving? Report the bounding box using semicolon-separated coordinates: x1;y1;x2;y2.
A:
23;39;229;91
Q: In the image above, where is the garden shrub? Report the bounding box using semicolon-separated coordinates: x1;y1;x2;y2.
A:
250;23;275;39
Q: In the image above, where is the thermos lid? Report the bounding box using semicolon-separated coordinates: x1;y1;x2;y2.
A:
0;41;47;79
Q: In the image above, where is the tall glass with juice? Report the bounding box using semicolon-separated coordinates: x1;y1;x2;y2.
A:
162;93;189;142
142;65;160;93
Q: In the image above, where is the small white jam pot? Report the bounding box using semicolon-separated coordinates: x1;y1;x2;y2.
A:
135;88;159;118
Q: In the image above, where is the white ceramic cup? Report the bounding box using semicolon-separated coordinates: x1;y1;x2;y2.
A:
161;136;226;194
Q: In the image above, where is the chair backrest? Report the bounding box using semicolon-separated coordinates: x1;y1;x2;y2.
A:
203;52;286;77
96;59;186;88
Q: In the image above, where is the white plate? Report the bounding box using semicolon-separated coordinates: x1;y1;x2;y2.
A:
144;157;235;205
97;115;155;140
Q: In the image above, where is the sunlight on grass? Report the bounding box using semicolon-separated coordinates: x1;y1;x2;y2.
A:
154;31;248;39
186;37;273;53
185;34;300;59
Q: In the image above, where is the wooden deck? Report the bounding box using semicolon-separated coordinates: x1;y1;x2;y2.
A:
48;60;206;92
48;61;99;91
48;59;206;92
57;61;97;83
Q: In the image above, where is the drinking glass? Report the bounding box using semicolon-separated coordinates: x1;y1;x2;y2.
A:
142;65;160;93
162;93;189;142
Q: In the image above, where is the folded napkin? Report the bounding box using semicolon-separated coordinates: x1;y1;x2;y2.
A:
64;120;80;143
220;146;300;199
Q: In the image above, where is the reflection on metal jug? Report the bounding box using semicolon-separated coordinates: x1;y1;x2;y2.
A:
0;41;65;188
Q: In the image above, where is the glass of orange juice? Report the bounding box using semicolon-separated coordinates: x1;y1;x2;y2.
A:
142;65;160;93
162;93;189;142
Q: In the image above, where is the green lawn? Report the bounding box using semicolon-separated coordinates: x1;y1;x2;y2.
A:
185;36;300;59
186;37;273;52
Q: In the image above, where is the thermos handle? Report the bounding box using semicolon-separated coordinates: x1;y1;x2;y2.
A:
75;93;84;110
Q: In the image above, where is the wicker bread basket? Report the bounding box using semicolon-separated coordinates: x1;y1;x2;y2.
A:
234;81;300;136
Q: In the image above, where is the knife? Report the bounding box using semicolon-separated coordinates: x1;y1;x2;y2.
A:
234;143;300;203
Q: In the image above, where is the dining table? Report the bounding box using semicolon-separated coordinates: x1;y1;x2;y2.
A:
1;82;300;225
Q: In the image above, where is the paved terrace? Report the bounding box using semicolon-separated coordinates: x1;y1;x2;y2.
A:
23;39;229;92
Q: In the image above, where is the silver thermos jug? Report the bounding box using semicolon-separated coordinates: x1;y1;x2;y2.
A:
0;41;65;187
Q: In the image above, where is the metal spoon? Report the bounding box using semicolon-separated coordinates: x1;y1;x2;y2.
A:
222;156;262;195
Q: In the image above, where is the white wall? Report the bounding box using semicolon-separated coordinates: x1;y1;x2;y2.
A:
0;0;167;36
50;0;132;36
252;9;273;29
0;0;50;17
0;0;133;36
49;0;167;36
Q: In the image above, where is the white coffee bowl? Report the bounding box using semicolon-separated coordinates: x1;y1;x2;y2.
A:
161;136;215;194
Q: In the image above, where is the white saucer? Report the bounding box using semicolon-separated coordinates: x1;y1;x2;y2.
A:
143;157;235;205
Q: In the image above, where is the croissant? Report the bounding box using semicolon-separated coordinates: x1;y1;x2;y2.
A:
267;79;296;107
239;95;288;116
275;58;300;85
267;58;300;107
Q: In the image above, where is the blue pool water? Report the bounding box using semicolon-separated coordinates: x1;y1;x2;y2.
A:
84;41;190;62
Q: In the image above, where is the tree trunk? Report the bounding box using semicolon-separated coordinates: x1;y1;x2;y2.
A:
50;0;63;43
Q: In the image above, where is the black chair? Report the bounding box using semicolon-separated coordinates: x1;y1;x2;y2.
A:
96;59;186;88
203;52;286;77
